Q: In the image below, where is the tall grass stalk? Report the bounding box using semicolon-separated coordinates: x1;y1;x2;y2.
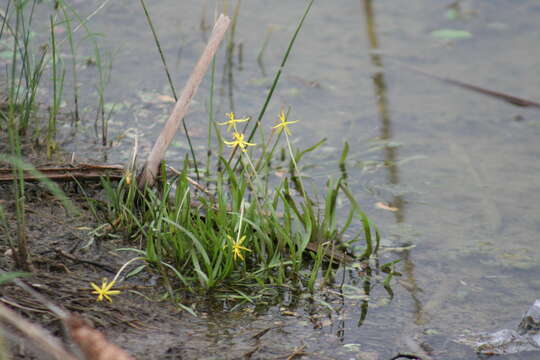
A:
95;48;111;146
205;57;217;177
59;3;80;124
47;15;66;158
6;0;31;270
10;0;42;136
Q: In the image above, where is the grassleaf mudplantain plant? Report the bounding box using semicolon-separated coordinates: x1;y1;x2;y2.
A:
96;0;380;298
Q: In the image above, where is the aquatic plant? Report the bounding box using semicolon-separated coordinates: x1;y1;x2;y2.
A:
0;0;111;269
93;0;381;301
99;107;379;300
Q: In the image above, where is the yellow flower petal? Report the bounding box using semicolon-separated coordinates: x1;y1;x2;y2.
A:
218;112;249;132
272;111;298;135
90;282;101;293
90;279;121;303
226;235;251;262
224;132;256;152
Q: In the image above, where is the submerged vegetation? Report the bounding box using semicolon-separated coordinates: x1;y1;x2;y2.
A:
1;0;384;305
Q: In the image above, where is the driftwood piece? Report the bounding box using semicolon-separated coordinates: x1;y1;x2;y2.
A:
0;163;124;182
137;14;231;188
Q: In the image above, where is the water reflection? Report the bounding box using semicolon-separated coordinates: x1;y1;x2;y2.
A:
357;264;371;327
360;0;424;329
361;0;403;222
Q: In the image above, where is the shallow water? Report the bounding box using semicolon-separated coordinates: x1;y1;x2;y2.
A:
30;0;540;358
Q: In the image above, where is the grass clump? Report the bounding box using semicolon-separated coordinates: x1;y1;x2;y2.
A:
100;109;379;296
93;0;381;299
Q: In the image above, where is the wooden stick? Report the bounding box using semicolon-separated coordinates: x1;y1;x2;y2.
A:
0;164;124;182
137;14;231;188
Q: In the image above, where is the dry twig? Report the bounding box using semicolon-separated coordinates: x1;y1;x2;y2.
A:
138;14;231;188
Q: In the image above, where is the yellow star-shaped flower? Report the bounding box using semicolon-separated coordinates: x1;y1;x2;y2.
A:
272;110;298;136
90;278;121;303
224;132;256;152
218;112;249;132
225;235;252;262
